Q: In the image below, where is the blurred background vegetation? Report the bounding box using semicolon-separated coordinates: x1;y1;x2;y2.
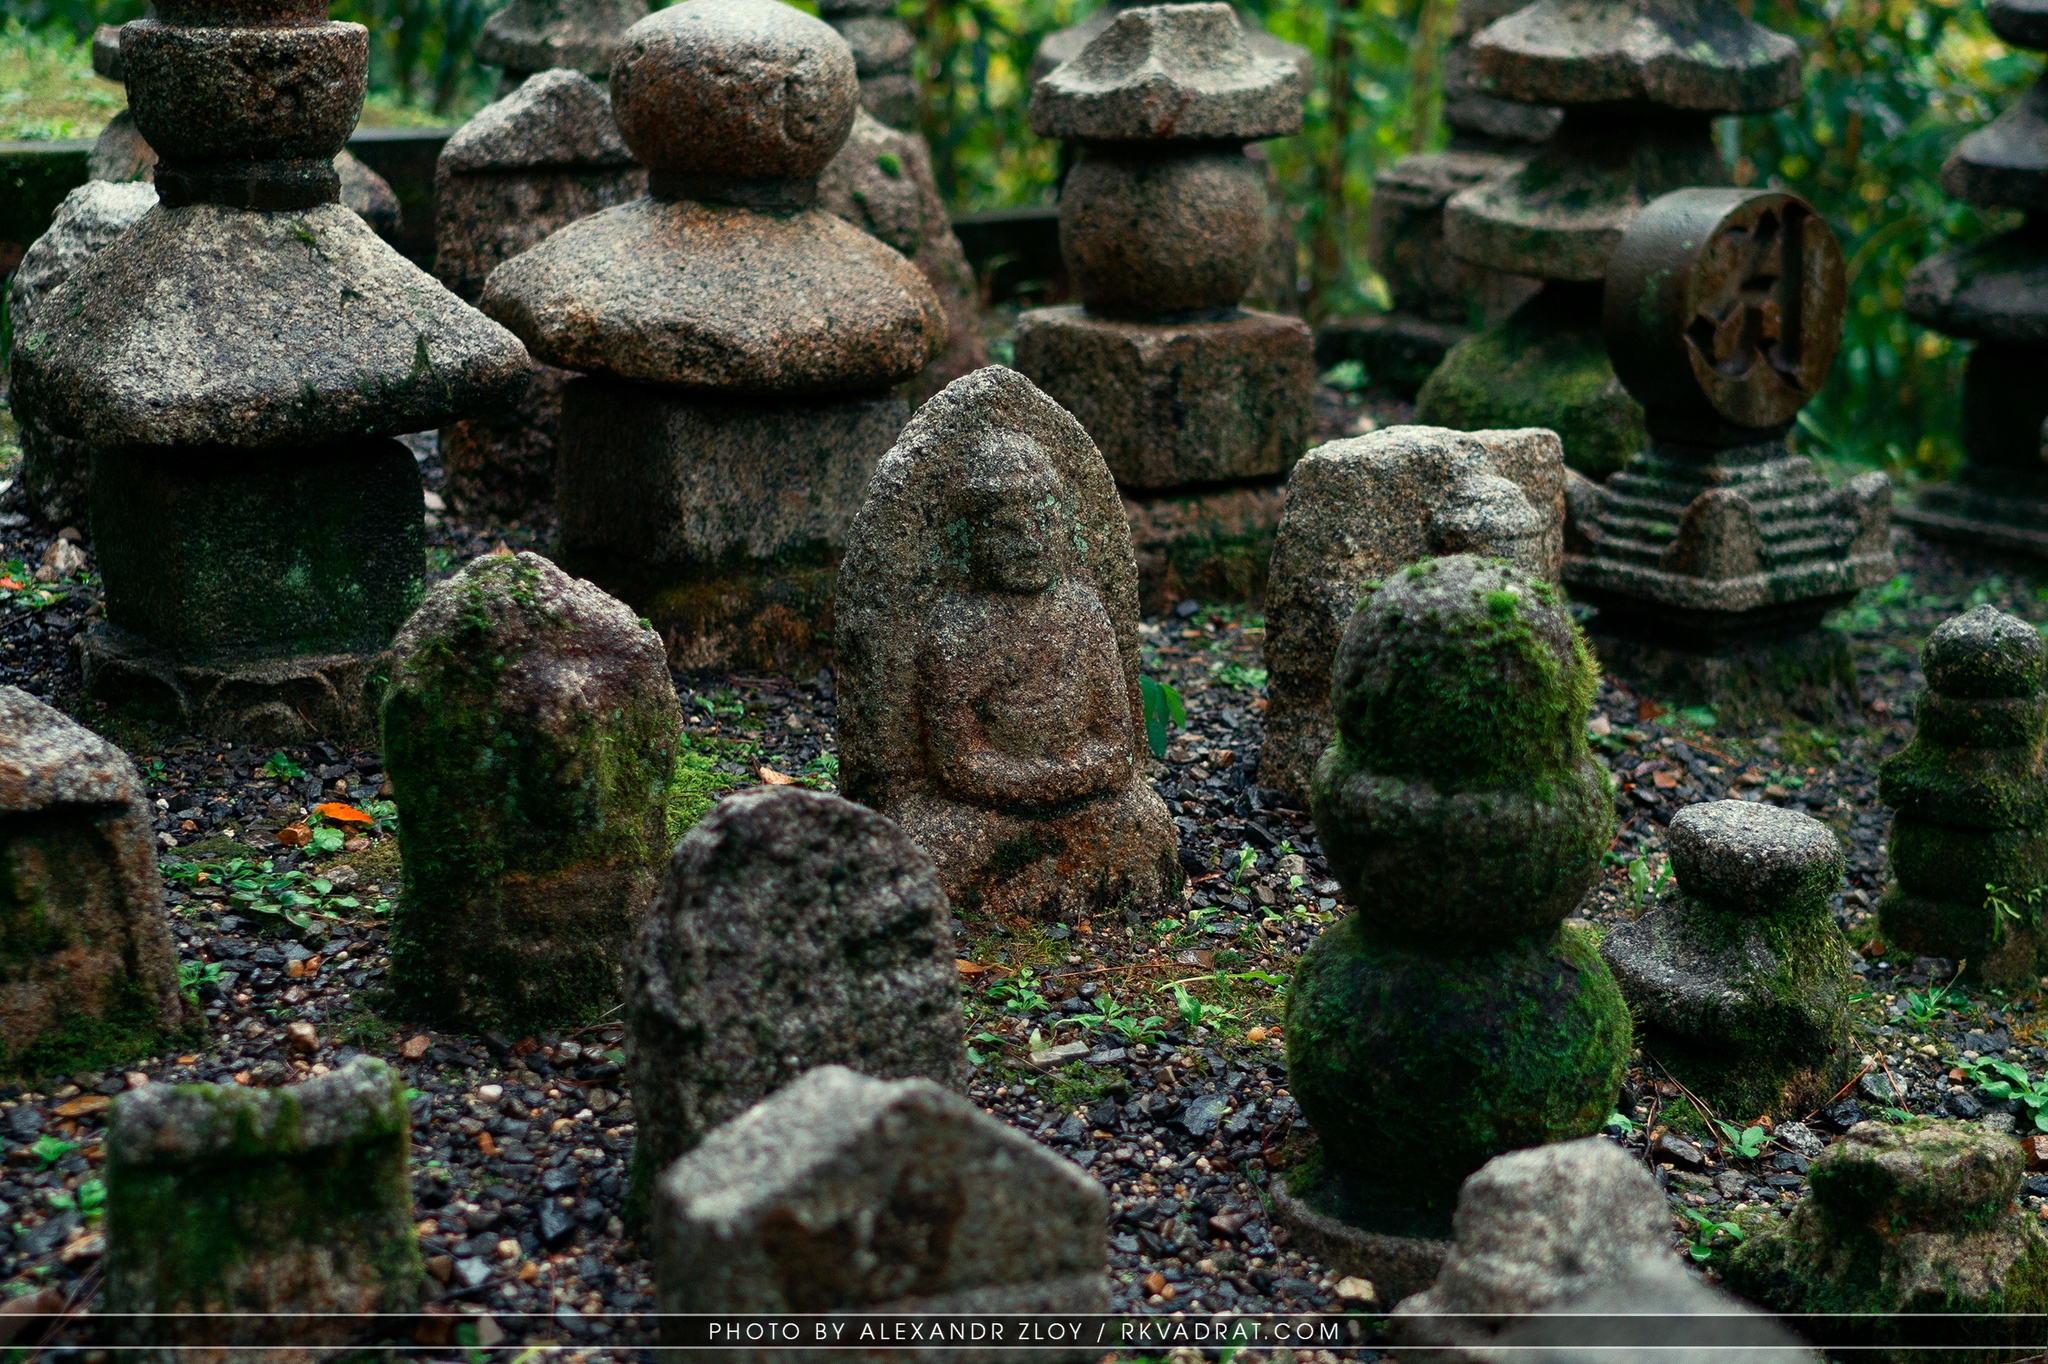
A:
1;0;2039;478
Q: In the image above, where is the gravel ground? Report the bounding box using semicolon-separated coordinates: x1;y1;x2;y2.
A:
5;415;2048;1359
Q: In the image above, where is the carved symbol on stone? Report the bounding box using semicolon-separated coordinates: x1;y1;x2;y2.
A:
1606;188;1846;435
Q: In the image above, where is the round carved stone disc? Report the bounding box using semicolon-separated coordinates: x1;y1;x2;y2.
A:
1604;186;1846;433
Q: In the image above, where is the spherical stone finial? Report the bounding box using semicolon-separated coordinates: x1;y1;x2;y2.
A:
611;0;859;183
1668;800;1844;912
1327;555;1593;788
1923;603;2048;699
1604;187;1846;438
1029;2;1305;143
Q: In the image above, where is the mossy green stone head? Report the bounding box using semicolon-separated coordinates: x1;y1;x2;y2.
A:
1325;555;1594;788
1925;604;2046;700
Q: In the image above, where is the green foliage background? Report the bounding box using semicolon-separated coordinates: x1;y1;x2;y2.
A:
3;0;2041;474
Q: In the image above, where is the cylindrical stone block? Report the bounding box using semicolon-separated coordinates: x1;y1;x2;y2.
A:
1060;147;1268;318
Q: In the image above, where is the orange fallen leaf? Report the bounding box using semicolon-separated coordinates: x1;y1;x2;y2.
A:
52;1096;109;1119
477;1131;498;1156
276;823;312;848
314;802;373;825
0;578;21;591
401;1034;431;1060
758;765;797;786
1652;770;1680;789
956;960;989;975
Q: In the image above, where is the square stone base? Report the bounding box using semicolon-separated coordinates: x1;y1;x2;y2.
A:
557;379;909;673
1585;621;1861;728
1897;481;2048;561
1013;306;1313;490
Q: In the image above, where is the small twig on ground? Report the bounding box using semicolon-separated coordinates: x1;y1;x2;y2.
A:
1803;1057;1876;1124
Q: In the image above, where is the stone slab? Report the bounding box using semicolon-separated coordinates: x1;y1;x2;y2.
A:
1905;231;2048;345
1124;480;1286;611
1011;305;1313;490
1471;0;1802;113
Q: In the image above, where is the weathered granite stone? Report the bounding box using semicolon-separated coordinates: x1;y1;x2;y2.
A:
105;1057;419;1353
433;68;647;520
1879;604;2048;988
1563;188;1893;716
481;195;941;392
817;109;989;402
480;0;943;669
1601;800;1854;1116
1031;0;1308;86
820;0;919;128
1897;0;2048;559
1725;1119;2048;1354
1440;0;1562;143
4;180;155;526
1421;0;1800;473
477;0;649;79
625;786;964;1198
610;0;858;181
14;200;525;452
1475;1277;1820;1363
1392;1130;1810;1351
92;21;123;80
383;552;681;1028
1030;3;1302;142
653;1065;1107;1345
0;687;182;1076
555;381;904;673
433;68;646;303
1260;425;1564;800
836;366;1179;923
1279;555;1627;1273
1019;5;1311;553
1013;308;1312;488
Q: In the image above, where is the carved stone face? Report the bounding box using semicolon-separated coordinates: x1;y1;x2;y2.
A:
960;431;1066;597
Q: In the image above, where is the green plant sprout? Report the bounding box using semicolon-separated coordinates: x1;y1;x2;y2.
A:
1139;676;1186;759
29;1136;74;1168
259;752;305;782
1074;997;1167;1046
1714;1119;1769;1160
1680;1205;1746;1263
1901;971;1963;1025
1985;883;2045;924
1168;981;1238;1033
1626;856;1673;908
1231;846;1257;889
1966;1057;2048;1130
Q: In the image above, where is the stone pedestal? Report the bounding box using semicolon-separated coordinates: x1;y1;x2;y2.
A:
1901;0;2048;558
1415;0;1801;478
1122;482;1287;612
1601;801;1854;1117
556;379;907;672
1563;188;1894;713
1018;4;1309;605
8;0;530;743
1013;307;1313;489
479;0;944;669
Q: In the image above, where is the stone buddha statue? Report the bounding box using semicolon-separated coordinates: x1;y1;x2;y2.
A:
838;367;1179;923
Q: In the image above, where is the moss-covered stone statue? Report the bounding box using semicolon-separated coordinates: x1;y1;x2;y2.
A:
105;1057;420;1356
1724;1118;2048;1355
1601;800;1853;1118
1879;603;2048;989
383;551;683;1028
1273;554;1629;1300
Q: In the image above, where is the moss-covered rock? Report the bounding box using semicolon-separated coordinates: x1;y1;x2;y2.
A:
1286;917;1629;1202
382;551;683;1029
0;686;185;1078
104;1057;420;1352
1601;800;1854;1118
1288;554;1627;1202
1413;282;1643;482
1879;604;2048;987
1724;1119;2048;1357
1312;556;1611;940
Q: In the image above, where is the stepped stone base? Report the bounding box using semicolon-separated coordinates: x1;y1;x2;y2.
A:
1584;622;1861;727
1898;481;2048;561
